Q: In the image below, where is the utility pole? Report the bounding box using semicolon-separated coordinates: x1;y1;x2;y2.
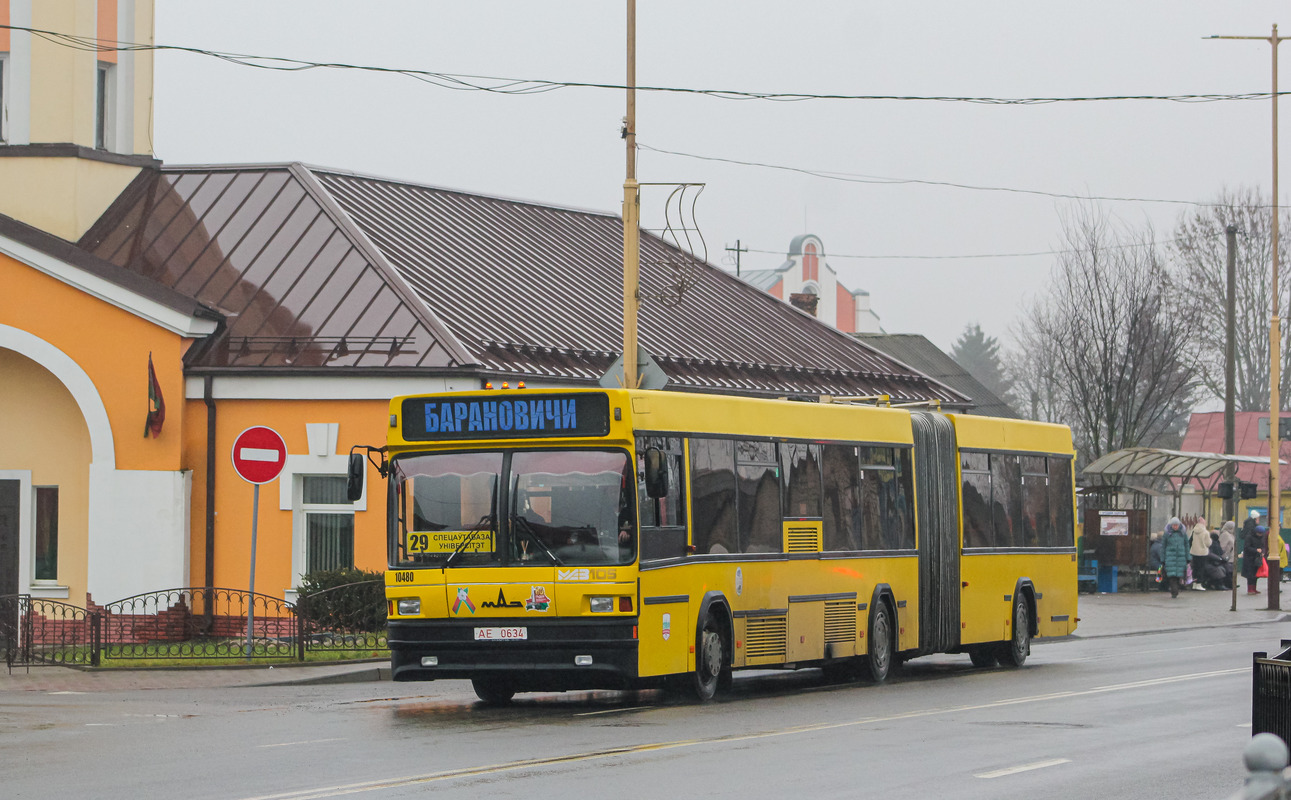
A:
1209;25;1289;610
726;239;748;277
621;0;641;389
1227;223;1238;612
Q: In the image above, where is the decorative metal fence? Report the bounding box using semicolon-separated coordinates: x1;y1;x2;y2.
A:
101;588;299;661
2;581;388;671
1253;642;1291;747
0;595;96;668
297;580;387;655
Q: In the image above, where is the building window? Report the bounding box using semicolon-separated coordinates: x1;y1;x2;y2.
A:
0;54;7;144
301;476;354;573
95;62;115;150
803;243;819;282
34;487;58;581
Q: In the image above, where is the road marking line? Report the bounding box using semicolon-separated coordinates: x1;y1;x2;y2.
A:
575;705;651;716
260;739;346;748
48;691;86;695
233;667;1245;800
976;758;1071;779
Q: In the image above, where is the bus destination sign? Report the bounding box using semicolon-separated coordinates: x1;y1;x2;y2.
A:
401;393;611;441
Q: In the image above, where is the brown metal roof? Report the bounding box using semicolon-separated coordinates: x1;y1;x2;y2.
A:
78;162;967;403
78;165;473;370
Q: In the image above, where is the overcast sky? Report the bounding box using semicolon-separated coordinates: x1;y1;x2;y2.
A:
153;1;1289;351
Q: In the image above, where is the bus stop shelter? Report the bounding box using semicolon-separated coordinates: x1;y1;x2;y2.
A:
1082;447;1276;517
1079;448;1276;592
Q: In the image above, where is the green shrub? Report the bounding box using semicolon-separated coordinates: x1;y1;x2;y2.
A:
295;568;387;632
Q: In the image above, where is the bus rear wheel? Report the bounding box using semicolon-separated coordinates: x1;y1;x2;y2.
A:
692;617;728;702
998;597;1031;667
472;677;516;705
864;601;894;683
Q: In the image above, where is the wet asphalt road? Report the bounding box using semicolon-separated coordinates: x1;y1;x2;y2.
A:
0;624;1278;800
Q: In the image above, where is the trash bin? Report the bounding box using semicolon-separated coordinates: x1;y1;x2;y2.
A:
1097;564;1119;593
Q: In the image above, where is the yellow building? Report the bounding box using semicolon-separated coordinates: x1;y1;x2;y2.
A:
0;1;966;609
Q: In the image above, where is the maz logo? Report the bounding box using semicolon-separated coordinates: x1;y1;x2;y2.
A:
557;568;617;581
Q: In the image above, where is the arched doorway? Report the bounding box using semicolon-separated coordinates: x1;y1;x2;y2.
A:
0;348;92;602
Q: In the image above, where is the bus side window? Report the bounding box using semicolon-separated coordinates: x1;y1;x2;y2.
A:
960;451;992;549
1021;455;1049;548
991;454;1022;548
822;445;860;551
1048;457;1075;546
737;439;781;554
689;438;737;555
637;436;687;561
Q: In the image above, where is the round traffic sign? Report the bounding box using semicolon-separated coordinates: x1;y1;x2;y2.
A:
231;426;288;484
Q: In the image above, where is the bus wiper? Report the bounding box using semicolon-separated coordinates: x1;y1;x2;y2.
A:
511;515;563;566
444;515;493;571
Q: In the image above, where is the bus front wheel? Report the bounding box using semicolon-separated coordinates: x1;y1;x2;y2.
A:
864;601;894;683
692;617;728;702
472;677;516;705
998;597;1031;667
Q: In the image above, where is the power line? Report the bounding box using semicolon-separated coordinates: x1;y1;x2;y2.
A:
4;23;1289;105
638;142;1266;209
740;231;1222;262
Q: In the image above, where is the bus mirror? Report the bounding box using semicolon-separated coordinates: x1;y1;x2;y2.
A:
644;448;668;499
346;453;365;502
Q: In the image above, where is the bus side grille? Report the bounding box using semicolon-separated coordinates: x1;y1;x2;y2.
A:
824;601;856;643
785;525;821;553
744;616;787;660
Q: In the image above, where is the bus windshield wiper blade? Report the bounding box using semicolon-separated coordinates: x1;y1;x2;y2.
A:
511;515;563;566
444;514;493;570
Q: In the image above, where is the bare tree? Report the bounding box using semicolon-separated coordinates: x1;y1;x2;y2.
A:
1014;206;1200;464
1171;186;1291;410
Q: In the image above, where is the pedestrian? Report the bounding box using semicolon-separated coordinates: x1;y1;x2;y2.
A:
1162;517;1191;599
1188;518;1211;590
1147;531;1167;591
1243;524;1269;595
1239;513;1260;575
1204;532;1233;589
1218;520;1236;564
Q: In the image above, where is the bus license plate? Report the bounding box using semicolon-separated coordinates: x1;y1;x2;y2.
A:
475;627;527;641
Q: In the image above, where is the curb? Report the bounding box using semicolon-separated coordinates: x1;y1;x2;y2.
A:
250;666;392;686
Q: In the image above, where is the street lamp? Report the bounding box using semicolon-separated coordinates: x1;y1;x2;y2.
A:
1208;25;1288;610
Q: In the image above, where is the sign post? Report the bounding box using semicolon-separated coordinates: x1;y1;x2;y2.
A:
231;426;287;657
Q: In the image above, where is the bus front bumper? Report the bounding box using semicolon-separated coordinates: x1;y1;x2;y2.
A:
387;618;640;689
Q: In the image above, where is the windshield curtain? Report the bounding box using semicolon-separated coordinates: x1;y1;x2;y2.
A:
390;449;635;568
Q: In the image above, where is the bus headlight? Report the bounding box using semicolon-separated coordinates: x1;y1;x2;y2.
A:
589;597;614;613
397;598;421;615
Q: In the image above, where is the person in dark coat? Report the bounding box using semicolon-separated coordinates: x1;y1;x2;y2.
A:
1161;517;1191;599
1147;532;1167;591
1243;524;1269;595
1202;532;1233;590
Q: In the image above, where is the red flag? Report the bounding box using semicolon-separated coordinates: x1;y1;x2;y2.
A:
145;353;165;438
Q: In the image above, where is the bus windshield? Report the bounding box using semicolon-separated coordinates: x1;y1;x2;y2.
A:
391;448;635;568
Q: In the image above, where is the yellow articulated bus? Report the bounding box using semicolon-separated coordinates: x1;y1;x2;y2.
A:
348;387;1076;703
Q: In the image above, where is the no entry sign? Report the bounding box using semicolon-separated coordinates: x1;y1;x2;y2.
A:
231;426;287;484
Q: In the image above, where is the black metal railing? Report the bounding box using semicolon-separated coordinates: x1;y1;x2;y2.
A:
1253;642;1291;747
3;582;389;671
0;595;97;668
101;588;298;661
298;580;387;655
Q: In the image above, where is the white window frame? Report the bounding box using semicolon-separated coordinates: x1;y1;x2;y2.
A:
95;60;115;151
279;424;366;602
0;470;67;599
0;52;9;144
